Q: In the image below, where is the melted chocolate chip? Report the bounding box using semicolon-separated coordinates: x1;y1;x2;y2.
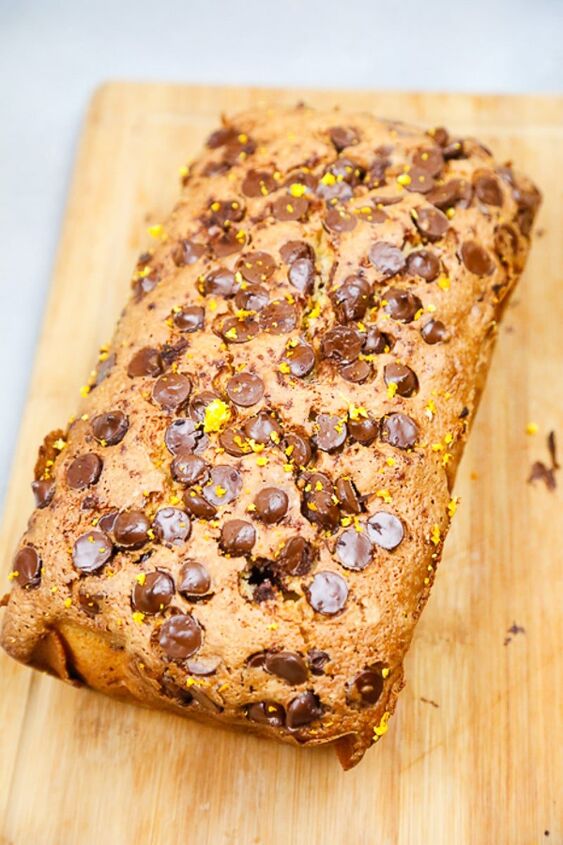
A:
201;268;238;298
335;477;362;514
66;454;103;490
226;372;264;407
367;511;404;550
383;362;418;396
32;479;55;509
340;359;371;383
406;249;440;282
405;167;435;194
335;529;373;570
91;411;129;446
178;560;212;597
254;487;289;524
363;325;392;354
352;669;384;705
72;530;113;573
474;172;503;206
210;229;246;258
348;416;379;445
265;652;308;685
302;474;340;531
426;178;472;210
234;283;270;312
173;306;205;333
305;571;348;615
321;325;363;364
324;206;357;233
412;147;444;176
282;341;315;377
241;169;277;197
188;391;220;424
421;319;448;344
280;240;314;265
159;614;202;659
172;239;205;267
183;492;218;519
202;465;242;507
288;257;315;295
218;427;250;457
13;546;42;588
308;649;329;675
152;507;191;545
283;432;313;467
152;373;192;412
207;199;245;227
132;570;174;614
331;275;371;322
164;418;203;455
206;126;239;148
127;347;163;378
186;655;221;676
413;207;449;241
243;412;282;445
272;195;309;221
383;287;422;323
380;413;419;449
218;315;260;343
113;510;151;548
286;691;323;729
461;241;495;276
246;701;286;727
277;536;314;576
171;453;209;486
329;126;359;151
98;510;118;533
220;519;256;554
313;414;347;452
369;242;406;278
259;300;299;334
238;251;276;283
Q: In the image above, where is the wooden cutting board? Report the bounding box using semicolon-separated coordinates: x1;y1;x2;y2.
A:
1;84;561;845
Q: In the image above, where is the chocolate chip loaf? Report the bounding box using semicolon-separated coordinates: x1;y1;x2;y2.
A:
0;105;540;768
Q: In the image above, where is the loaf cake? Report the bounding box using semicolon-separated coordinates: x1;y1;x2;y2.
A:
0;105;540;768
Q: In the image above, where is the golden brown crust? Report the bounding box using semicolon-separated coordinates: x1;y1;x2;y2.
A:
0;105;540;767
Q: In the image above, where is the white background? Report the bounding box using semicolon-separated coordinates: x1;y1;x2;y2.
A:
0;0;561;505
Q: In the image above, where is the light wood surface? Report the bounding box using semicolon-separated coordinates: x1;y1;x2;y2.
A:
1;84;561;845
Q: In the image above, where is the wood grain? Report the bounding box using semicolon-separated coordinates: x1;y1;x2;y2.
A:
0;84;561;845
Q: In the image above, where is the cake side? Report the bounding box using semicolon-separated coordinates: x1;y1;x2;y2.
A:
0;105;540;768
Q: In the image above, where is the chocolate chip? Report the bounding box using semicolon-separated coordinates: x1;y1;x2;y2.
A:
474;172;503;206
98;510;118;533
383;287;422;323
326;156;364;186
406;249;440;282
265;652;308;685
202;465;242;506
362;325;392;354
234;283;269;312
331;275;371;322
173;306;205;332
77;588;101;617
335;529;372;570
384;363;418;396
352;669;384;705
243;412;282;445
461;241;495;276
421;318;448;344
283;432;313;467
183;491;217;519
313;414;347;452
226;372;264;407
247;653;269;669
127;347;163;378
241;169;277;198
367;511;404;550
329;126;359;151
443;138;466;160
218;315;260;343
218;427;250;457
412;147;444;177
13;546;42;588
113;510;151;548
288;257;315;294
369;241;406;278
91;411;129;446
308;649;329;675
272;195;309;221
223;135;255;165
31;479;55;509
413;207;449;241
172;239;205;266
380;413;419;449
201;268;238;298
165;418;202;455
152;507;191;545
321;325;363;363
220;519;256;554
287;691;322;729
188;391;220;425
340;359;371;383
206;126;239;148
280;240;314;265
186;655;221;676
210;229;246;258
66;454;103;490
259;300;299;334
246;701;286;727
159;613;202;659
324;206;357;233
282;340;315;378
178;560;212;597
132;570;174;614
152;373;192;412
335;477;362;514
254;487;289;524
348;416;379;445
72;530;113;573
305;571;348;615
171;453;208;486
207;199;245;227
426;178;472;210
285;169;318;192
405;167;435;194
277;536;314;576
238;251;276;284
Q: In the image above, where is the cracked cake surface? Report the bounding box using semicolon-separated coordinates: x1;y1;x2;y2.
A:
0;104;540;768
